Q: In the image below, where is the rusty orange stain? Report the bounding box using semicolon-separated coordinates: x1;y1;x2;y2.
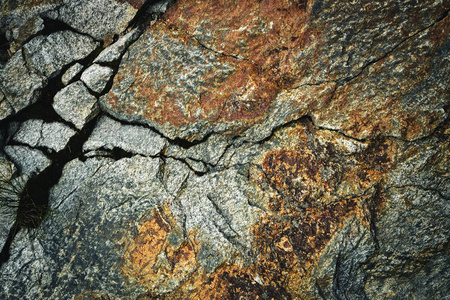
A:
120;206;199;293
106;0;320;132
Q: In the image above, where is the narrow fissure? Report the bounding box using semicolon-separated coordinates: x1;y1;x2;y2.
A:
0;32;10;66
0;114;100;267
0;1;174;267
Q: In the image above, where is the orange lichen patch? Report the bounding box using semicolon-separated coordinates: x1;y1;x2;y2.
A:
120;206;199;294
240;119;402;296
166;199;362;299
160;125;402;298
263;148;335;203
261;119;345;205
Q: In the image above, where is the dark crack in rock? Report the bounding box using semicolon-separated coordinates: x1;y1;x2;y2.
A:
0;0;449;299
83;115;167;156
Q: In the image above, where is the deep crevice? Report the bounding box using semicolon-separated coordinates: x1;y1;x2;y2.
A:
83;146;135;161
103;111;217;149
0;31;10;66
255;115;312;144
0;114;100;268
0;0;179;269
0;42;103;131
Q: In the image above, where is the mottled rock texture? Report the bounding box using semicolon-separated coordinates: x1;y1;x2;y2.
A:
0;0;449;299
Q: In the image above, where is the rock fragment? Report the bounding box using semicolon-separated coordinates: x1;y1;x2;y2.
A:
22;30;98;78
83;116;167;156
13;119;76;152
93;28;142;63
50;0;141;40
0;51;46;120
61;63;84;86
53;81;99;130
80;64;113;94
4;146;50;175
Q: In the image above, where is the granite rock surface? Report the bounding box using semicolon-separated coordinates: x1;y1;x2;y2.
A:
0;0;449;299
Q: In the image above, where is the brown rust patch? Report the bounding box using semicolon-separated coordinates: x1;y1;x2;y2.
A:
165;265;292;300
103;0;321;136
106;22;273;128
116;0;145;9
164;0;315;89
157;122;404;298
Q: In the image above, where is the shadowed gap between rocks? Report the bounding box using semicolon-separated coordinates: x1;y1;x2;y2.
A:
0;0;179;268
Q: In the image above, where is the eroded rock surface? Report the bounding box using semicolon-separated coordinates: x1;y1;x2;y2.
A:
0;0;449;299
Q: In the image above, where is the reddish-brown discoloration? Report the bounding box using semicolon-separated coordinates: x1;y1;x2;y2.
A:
116;0;145;9
162;120;401;298
164;0;312;77
163;0;319;92
249;119;398;296
105;0;318;134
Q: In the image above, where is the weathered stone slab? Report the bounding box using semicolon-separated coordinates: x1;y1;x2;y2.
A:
83;115;167;156
53;81;99;130
4;145;51;175
49;0;141;41
80;64;113;94
0;51;46;120
22;30;98;78
100;21;275;141
13;119;76;152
